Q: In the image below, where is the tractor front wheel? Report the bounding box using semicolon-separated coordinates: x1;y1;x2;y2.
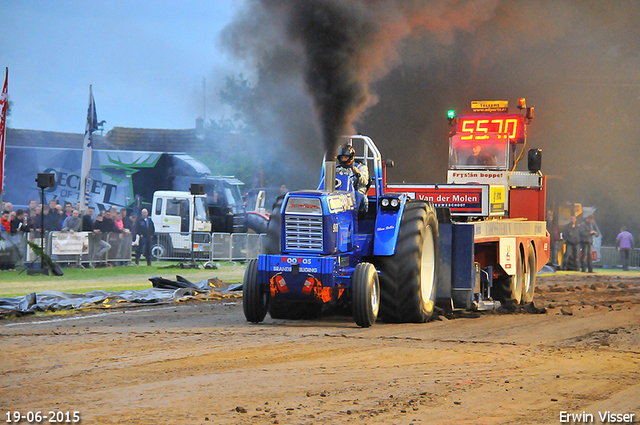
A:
352;262;380;327
243;259;268;323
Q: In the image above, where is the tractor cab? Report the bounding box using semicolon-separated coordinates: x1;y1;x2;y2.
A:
317;135;385;201
449;133;510;170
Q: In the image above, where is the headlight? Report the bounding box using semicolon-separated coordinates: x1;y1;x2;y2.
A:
390;199;399;208
381;198;390;207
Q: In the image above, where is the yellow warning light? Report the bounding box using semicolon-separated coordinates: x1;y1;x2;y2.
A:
517;98;526;109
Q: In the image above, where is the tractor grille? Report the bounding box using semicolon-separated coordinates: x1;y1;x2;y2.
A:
285;215;323;251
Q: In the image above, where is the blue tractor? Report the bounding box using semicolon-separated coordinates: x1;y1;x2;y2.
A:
243;135;439;327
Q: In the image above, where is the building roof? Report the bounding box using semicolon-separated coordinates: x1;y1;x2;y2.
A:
6;128;114;149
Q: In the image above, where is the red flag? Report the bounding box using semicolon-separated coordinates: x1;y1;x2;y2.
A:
0;68;7;192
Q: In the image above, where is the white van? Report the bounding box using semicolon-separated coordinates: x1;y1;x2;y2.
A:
151;191;211;259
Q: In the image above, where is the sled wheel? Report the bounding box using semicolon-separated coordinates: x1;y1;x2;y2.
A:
494;245;524;304
377;200;439;323
243;259;268;323
352;262;380;328
522;243;537;303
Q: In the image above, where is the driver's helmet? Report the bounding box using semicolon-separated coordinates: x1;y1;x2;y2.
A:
337;144;355;167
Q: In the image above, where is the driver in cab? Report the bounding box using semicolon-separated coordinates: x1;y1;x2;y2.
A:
466;144;496;166
336;144;369;212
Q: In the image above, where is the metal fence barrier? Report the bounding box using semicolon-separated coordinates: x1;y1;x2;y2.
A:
597;246;640;269
3;231;266;269
152;232;212;261
210;232;266;262
15;231;133;268
0;230;27;269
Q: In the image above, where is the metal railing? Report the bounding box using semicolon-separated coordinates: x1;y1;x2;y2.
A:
151;232;266;263
14;231;133;268
2;230;268;269
152;232;212;261
209;232;266;262
597;246;640;269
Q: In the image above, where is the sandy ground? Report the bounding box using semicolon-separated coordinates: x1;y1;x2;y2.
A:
1;272;639;425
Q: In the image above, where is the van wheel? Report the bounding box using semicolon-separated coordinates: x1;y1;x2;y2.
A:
151;244;165;259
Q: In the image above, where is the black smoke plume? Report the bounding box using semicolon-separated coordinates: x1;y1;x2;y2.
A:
221;0;640;243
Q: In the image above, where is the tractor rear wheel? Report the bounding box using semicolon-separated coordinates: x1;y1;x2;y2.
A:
522;243;537;303
243;259;268;323
352;262;380;327
377;200;439;323
263;196;283;255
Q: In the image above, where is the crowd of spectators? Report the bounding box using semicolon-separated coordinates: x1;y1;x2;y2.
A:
1;199;148;269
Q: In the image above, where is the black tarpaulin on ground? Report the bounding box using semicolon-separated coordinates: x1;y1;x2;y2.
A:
0;275;242;318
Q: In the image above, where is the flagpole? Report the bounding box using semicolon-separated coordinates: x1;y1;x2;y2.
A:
0;67;8;202
79;85;95;214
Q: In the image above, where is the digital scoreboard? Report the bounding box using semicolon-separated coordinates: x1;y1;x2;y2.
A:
455;114;525;143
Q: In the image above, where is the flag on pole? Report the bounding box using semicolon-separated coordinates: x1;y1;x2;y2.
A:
79;85;98;213
0;68;8;193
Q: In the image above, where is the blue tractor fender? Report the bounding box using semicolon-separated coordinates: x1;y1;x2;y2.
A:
373;193;408;256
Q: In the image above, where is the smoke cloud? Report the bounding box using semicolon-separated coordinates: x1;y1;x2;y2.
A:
220;0;640;243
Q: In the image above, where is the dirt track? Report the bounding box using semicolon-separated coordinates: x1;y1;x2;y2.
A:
1;272;639;425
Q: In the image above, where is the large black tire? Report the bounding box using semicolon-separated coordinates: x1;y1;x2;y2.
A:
494;245;524;304
376;201;439;323
243;259;269;323
263;197;283;255
246;212;270;234
352;262;380;327
522;243;536;303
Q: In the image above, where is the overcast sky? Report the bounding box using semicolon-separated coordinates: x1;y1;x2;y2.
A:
0;0;246;134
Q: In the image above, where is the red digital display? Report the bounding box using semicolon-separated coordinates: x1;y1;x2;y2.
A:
456;114;524;143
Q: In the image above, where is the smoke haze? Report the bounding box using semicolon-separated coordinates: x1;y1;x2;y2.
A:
221;0;640;243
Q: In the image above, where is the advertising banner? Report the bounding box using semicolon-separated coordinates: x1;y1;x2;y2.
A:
50;231;89;255
387;184;489;216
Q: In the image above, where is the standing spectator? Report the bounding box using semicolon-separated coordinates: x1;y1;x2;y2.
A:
92;211;112;265
561;216;580;271
35;205;49;233
45;200;62;230
82;207;95;232
546;213;561;268
10;209;30;234
100;210;120;234
135;208;155;266
27;206;40;232
129;213;138;242
114;212;129;233
1;210;10;231
3;202;13;212
62;209;82;233
121;208;134;232
28;199;37;215
63;202;73;220
579;215;599;273
615;226;634;271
